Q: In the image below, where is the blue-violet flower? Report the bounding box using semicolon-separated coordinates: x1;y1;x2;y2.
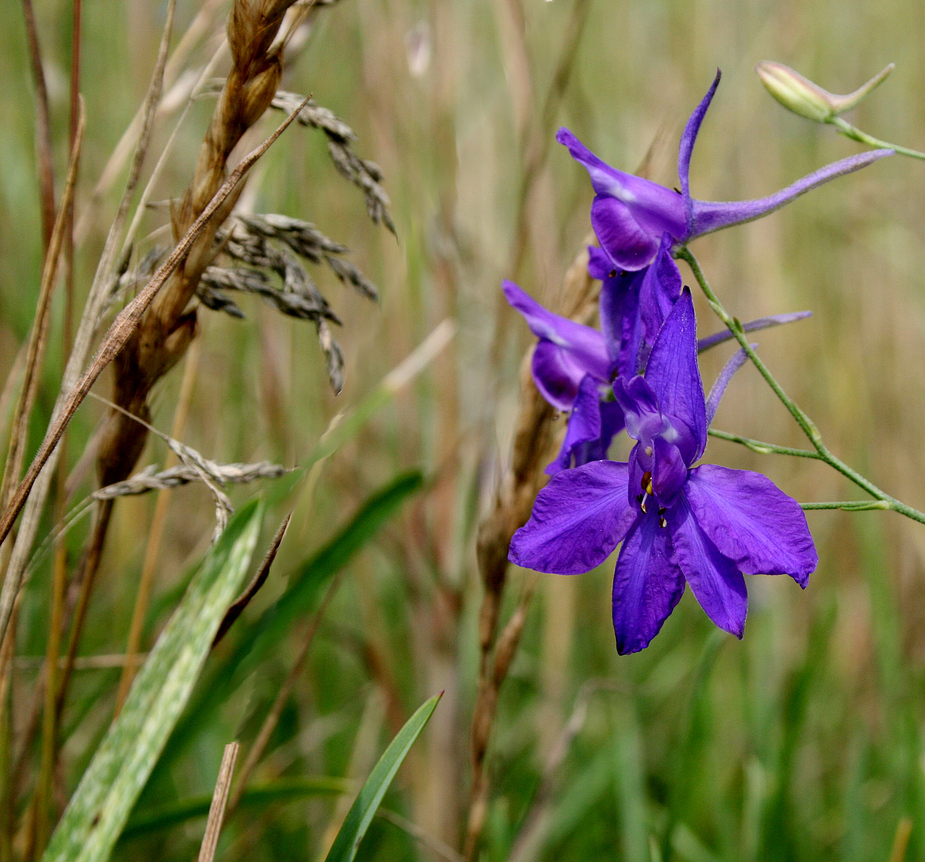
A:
509;289;818;654
557;71;892;271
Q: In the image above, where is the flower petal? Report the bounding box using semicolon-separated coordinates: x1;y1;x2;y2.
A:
638;236;683;345
504;280;611;381
669;494;747;637
614;375;662;441
652;436;688;504
678;70;721;221
509;461;636;574
587;245;616;281
684;465;818;586
689;149;893;238
644;289;707;462
546;377;625;474
531;341;585;411
612;511;686;654
591;195;662;272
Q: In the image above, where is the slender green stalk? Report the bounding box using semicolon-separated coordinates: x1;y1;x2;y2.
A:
678;246;925;526
828;116;925;161
707;428;819;459
801;501;891;512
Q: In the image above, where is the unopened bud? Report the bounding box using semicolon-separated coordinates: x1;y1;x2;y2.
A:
756;61;894;123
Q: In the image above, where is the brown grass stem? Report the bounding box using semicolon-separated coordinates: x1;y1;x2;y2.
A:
0;103;85;515
114;338;201;711
463;244;597;862
488;0;591;372
0;95;310;650
198;742;240;862
20;0;56;255
0;0;177;695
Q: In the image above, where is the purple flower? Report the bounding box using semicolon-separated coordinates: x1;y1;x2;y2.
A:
504;256;809;474
502;279;626;473
509;290;817;654
557;71;892;271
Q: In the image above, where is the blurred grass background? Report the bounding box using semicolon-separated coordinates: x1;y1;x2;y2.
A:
2;0;925;860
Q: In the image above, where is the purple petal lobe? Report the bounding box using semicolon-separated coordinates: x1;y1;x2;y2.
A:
504;281;611;381
510;461;636;574
697;310;812;353
652;436;688;504
587;246;615;281
679;70;721;218
546;376;613;474
689;149;893;238
612;511;686;654
644;289;707;461
591;196;662;272
614;376;662;441
669;494;747;637
684;465;818;586
638;237;683;345
704;346;751;426
531;341;585;411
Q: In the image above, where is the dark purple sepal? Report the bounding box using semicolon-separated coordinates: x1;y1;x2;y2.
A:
643;289;707;462
669;494;747;637
509;461;636;574
612;510;686;655
683;465;818;586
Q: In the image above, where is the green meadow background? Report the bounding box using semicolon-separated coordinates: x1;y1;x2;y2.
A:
2;1;925;860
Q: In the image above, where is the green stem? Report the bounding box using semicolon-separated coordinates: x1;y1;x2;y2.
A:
828;116;925;161
678;246;925;526
708;428;819;459
801;501;891;512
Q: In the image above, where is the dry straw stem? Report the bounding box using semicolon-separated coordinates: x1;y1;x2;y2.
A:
0;0;178;693
464;242;597;861
198;742;241;862
0;93;310;655
20;0;56;253
0;103;85;514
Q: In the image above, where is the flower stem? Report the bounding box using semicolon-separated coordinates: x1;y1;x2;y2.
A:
708;428;819;459
828;116;925;161
801;501;891;511
679;246;925;526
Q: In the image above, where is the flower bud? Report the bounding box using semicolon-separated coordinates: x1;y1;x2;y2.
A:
756;61;894;123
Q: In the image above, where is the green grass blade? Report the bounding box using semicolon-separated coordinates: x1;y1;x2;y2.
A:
324;692;442;862
40;500;263;862
159;470;425;769
121;776;352;840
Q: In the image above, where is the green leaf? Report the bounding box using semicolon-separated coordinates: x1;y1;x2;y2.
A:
158;470;425;771
40;501;263;862
121;776;351;840
324;692;441;862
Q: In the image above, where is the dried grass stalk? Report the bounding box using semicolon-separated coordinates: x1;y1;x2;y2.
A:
463;241;598;862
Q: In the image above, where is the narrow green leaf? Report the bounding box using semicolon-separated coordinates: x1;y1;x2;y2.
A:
158;470;425;772
324;692;442;862
121;776;351;840
41;501;263;862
